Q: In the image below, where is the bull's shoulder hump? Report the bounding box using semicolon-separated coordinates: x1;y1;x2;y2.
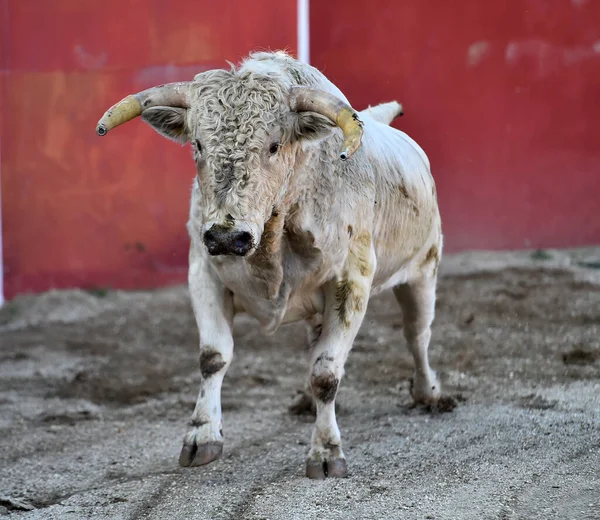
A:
238;53;350;104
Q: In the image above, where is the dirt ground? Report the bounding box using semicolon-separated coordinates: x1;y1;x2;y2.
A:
1;249;599;520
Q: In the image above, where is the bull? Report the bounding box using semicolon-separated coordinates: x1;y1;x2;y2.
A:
96;51;455;479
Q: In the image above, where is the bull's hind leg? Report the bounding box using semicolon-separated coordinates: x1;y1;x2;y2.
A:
289;315;322;416
393;274;456;412
179;244;235;467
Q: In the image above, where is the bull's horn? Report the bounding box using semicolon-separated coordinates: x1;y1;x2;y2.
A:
96;82;191;136
289;87;364;160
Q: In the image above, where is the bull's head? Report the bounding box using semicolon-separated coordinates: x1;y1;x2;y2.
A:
96;71;363;257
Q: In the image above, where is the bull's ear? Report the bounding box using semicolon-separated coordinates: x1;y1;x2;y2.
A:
141;106;189;144
291;112;336;144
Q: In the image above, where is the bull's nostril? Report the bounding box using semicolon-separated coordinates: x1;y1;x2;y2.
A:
235;232;251;250
203;230;219;254
233;232;253;255
203;230;215;244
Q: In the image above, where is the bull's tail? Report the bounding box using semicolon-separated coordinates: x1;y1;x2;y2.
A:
360;101;403;126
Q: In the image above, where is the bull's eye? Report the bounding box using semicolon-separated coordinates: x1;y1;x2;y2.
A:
269;142;280;155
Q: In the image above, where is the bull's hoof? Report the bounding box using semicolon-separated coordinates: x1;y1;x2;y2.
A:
409;373;457;413
409;393;458;414
428;394;458;413
289;391;316;416
178;441;223;467
306;460;327;480
305;457;348;479
327;458;348;478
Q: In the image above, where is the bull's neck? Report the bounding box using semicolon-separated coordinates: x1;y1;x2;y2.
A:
281;147;321;210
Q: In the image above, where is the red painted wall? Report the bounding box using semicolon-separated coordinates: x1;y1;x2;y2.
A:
3;1;600;299
1;0;297;298
312;0;600;252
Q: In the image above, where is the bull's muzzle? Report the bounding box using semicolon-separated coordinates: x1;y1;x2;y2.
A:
203;225;254;257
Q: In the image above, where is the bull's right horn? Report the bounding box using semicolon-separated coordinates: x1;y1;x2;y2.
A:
96;82;191;136
289;87;364;160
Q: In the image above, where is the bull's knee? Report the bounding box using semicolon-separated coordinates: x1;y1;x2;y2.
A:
199;348;227;378
311;365;339;404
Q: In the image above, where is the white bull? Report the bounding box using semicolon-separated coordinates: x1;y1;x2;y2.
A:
96;51;455;479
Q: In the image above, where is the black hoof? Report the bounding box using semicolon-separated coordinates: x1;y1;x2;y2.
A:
289;392;316;416
179;441;223;467
428;395;458;413
306;460;326;480
327;458;348;478
305;458;348;479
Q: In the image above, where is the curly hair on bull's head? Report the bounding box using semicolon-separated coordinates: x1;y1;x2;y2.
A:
188;69;292;214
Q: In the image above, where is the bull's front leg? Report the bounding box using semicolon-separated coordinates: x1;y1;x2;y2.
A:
305;232;375;479
179;244;234;467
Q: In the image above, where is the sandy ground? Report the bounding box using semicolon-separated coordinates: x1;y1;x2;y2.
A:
1;249;599;520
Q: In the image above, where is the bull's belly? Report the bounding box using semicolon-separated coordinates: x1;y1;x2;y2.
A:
232;286;324;332
231;262;412;331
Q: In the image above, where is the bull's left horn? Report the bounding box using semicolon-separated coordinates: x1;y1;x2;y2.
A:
289;87;364;160
96;82;191;136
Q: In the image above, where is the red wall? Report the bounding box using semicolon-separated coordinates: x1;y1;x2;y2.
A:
1;0;297;298
2;1;600;299
313;0;600;252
